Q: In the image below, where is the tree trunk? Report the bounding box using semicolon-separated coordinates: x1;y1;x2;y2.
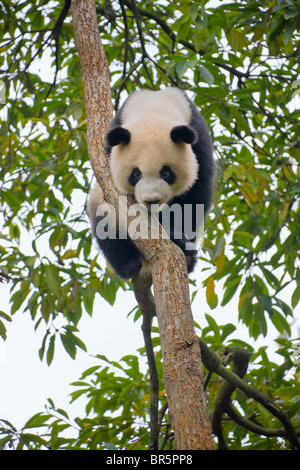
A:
70;0;215;450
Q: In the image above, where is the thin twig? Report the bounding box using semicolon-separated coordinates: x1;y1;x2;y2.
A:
131;269;159;450
199;339;300;450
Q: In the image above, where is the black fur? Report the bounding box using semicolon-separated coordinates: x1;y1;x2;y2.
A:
159;166;176;185
92;89;214;278
170;125;197;144
128;167;142;187
106;126;131;147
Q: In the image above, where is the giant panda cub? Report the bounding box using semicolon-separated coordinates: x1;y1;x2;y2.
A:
87;88;214;279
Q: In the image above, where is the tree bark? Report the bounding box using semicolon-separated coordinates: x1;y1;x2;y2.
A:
71;0;214;450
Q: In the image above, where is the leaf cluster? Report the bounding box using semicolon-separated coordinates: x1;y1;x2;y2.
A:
0;352;167;450
0;0;300;450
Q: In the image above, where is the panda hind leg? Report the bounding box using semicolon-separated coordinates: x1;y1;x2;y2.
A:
185;251;197;273
96;237;144;279
168;233;198;274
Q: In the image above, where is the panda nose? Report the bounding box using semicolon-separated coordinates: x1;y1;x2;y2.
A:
143;197;161;205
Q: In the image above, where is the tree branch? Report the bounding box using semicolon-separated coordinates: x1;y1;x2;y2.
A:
199;339;300;450
132;270;159;450
71;0;214;451
211;347;251;450
46;0;72;97
226;403;300;439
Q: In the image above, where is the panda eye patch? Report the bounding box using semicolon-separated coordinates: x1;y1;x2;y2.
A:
160;166;176;185
128;167;142;186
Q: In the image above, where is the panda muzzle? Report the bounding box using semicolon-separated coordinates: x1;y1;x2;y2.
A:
136;179;169;207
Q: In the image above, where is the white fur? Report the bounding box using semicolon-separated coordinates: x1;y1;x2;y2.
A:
86;183;105;236
135;178;173;207
121;88;191;126
110;88;199;206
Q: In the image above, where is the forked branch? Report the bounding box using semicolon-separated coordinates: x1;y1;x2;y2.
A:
70;0;214;451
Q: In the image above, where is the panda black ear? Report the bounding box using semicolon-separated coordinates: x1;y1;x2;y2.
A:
106;126;131;147
170;125;197;145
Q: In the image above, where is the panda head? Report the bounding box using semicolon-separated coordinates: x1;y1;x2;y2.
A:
107;123;199;209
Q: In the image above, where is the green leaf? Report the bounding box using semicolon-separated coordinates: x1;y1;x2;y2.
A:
269;309;291;336
206;275;218;309
46;334;55;366
39;331;49;361
259;266;281;290
173;14;192;42
23;413;49;429
199;65;214;85
221;276;241;306
221;323;236;341
10;286;30;315
60;328;87;360
44;264;60;295
0;436;13;450
0;311;12;322
55;408;69;420
205;314;221;341
233;231;254;249
292;284;300;308
81;365;100;379
283;8;299;20
254;302;268;337
176;59;198;78
0;310;12;340
275;298;293;317
275;384;300;399
229;28;247;52
0;320;7;341
229;107;250;133
60;332;77;359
